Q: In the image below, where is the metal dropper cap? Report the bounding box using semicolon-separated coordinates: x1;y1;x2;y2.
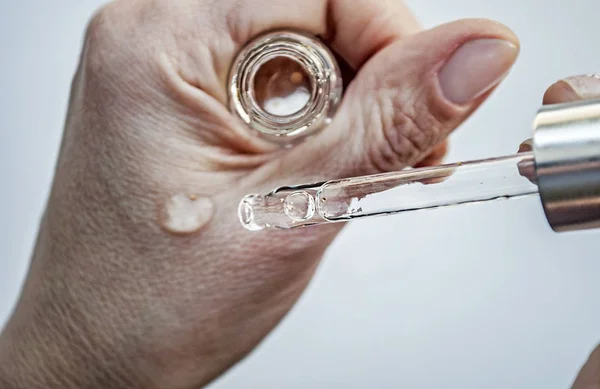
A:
533;98;600;232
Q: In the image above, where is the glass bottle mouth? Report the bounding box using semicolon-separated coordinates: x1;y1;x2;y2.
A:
252;56;314;117
229;30;343;144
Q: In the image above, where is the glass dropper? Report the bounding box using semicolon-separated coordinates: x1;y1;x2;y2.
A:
238;98;600;233
238;149;538;231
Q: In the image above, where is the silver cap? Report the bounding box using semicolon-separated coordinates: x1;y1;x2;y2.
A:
533;98;600;232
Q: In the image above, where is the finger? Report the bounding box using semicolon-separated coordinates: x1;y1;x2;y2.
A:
521;74;600;159
280;19;519;179
323;0;421;67
518;138;533;153
516;75;600;185
415;141;449;168
222;0;420;68
571;345;600;389
543;74;600;104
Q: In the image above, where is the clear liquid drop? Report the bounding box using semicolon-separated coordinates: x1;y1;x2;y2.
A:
160;194;214;235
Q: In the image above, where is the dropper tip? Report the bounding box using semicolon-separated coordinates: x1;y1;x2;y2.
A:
238;194;265;231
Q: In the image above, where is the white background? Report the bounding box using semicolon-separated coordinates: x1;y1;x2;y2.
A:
1;0;599;388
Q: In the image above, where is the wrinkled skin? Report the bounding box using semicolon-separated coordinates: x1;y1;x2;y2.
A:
0;0;597;388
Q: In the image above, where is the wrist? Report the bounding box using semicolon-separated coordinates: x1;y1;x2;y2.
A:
0;306;145;389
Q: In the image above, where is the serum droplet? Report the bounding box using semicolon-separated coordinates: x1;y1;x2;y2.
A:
160;194;215;235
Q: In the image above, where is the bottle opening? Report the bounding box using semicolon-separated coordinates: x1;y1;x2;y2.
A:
253;57;313;117
228;30;342;143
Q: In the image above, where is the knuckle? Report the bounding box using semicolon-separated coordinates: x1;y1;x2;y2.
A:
83;3;124;76
367;89;445;172
82;1;148;78
84;3;120;54
589;344;600;362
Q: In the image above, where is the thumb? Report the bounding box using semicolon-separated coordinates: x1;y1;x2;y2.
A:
284;19;519;180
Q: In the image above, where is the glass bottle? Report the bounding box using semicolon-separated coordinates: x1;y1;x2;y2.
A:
229;30;343;144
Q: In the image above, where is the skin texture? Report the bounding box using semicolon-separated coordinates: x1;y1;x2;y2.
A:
4;1;592;388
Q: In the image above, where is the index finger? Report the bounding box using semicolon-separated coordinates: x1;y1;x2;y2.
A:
222;0;421;68
543;74;600;104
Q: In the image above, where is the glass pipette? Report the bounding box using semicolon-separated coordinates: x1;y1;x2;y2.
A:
238;150;537;230
238;99;600;233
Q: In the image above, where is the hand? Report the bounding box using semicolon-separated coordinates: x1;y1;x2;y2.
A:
543;74;600;389
0;1;520;388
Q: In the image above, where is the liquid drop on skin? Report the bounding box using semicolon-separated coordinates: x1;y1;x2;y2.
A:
160;194;215;235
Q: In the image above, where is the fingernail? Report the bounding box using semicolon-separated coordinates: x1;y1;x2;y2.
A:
439;39;519;105
562;74;600;99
